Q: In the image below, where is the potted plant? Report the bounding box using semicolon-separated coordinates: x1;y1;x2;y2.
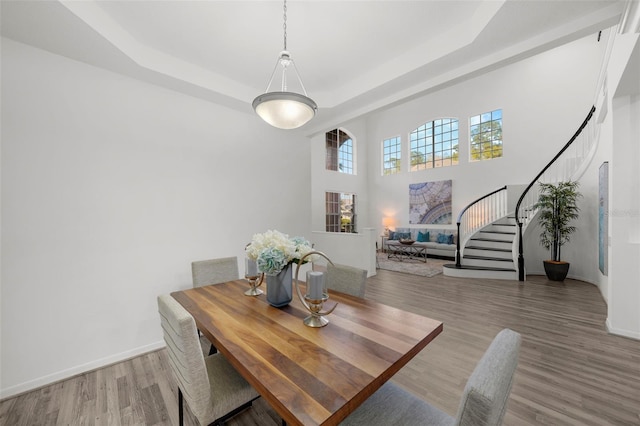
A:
536;181;581;281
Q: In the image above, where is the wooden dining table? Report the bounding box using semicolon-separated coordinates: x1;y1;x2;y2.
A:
171;279;443;426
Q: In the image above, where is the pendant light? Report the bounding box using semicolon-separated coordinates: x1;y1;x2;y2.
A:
252;0;317;130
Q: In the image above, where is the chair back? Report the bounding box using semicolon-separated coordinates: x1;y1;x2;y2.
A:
157;295;212;419
192;257;239;287
454;328;521;426
326;263;367;298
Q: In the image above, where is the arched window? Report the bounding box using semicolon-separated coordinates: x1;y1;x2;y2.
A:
326;129;355;174
409;118;459;171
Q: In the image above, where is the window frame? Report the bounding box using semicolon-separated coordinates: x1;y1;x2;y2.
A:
409;118;459;171
325;191;357;233
326;128;356;175
382;136;402;175
469;109;503;162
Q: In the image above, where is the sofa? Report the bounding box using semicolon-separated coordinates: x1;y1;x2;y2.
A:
383;228;456;260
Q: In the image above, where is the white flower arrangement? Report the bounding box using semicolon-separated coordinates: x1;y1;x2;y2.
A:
246;230;315;275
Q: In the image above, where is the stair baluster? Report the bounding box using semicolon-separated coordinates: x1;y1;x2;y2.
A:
456;186;508;267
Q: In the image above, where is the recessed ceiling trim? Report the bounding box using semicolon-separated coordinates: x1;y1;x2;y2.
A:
59;0;257;103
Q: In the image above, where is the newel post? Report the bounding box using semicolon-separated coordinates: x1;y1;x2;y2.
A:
455;222;462;268
517;221;525;281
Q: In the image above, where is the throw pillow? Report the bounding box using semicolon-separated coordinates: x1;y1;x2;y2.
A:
448;234;455;245
437;233;447;244
417;231;429;242
398;232;412;240
388;231;397;240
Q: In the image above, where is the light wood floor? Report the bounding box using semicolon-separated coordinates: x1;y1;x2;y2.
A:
2;271;639;425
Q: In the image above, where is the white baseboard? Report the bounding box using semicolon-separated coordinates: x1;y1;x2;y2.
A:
0;340;166;400
606;318;640;341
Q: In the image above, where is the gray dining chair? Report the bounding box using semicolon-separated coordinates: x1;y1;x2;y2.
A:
192;256;239;355
340;328;521;426
192;257;239;287
157;294;259;426
326;263;367;298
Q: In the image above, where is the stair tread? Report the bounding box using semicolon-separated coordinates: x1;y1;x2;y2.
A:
470;237;513;242
479;231;516;235
443;264;516;272
463;255;513;262
465;246;512;253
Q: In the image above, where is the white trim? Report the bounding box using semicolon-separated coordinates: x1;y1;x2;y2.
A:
0;341;166;400
606;318;640;341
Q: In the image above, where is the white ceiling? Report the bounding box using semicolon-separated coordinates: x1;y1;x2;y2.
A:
1;0;625;133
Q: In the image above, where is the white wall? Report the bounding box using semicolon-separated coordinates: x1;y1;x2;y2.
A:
608;93;640;339
606;31;640;339
309;34;610;284
361;33;608;286
309;118;375;272
364;34;606;245
0;39;312;397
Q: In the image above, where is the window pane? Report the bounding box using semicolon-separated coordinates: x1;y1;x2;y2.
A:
409;118;459;171
326;192;357;233
470;109;503;162
326;129;355;174
382;136;401;175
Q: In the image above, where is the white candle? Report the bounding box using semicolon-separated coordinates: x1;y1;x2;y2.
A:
307;271;324;300
246;258;258;277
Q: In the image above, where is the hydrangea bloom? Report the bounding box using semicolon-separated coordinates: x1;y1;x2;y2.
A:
246;230;315;275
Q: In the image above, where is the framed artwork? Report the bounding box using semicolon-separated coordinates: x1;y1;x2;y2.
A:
409;180;452;224
599;162;608;276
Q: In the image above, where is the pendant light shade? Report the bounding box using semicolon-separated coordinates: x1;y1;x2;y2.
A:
253;92;317;130
253;1;317;129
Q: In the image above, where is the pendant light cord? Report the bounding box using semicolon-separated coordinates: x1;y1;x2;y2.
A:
259;0;311;97
252;0;317;129
283;0;287;51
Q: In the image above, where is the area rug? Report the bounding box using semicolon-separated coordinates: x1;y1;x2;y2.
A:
376;253;447;277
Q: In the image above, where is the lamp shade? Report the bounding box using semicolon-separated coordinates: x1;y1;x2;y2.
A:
252;91;317;130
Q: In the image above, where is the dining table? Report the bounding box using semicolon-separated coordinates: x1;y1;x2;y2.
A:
171;278;443;426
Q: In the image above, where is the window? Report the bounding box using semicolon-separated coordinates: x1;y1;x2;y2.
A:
326;129;354;174
409;118;459;171
470;109;502;161
325;192;357;233
382;136;401;175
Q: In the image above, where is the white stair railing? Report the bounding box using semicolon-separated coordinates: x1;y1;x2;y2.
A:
515;110;600;230
515;106;599;280
456;186;508;267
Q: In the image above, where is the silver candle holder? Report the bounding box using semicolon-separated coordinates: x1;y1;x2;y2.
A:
244;258;264;296
294;251;337;327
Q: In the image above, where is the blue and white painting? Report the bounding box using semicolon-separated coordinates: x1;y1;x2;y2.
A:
409;180;452;224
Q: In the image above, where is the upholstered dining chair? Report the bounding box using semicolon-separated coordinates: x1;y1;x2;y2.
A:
191;257;239;355
191;257;239;287
340;328;522;426
157;295;259;426
326;263;368;298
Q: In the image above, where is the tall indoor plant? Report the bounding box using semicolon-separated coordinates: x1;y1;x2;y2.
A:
536;181;581;281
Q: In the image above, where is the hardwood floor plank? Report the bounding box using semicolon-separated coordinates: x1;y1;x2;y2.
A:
2;272;639;425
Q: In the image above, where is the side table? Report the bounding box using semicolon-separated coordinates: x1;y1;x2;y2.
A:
380;235;388;253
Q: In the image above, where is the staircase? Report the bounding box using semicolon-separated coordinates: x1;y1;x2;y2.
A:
443;20;624;281
444;216;518;280
444;104;599;281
